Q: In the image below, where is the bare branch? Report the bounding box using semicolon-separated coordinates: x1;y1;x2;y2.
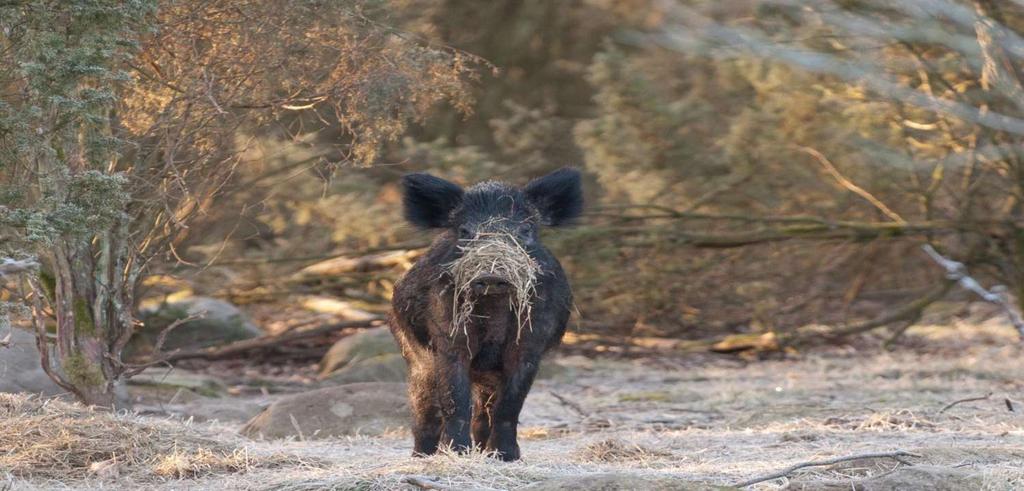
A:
922;245;1024;338
939;392;993;414
151;312;203;355
799;147;906;223
734;450;921;488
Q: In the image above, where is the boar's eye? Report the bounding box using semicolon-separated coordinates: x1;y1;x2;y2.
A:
458;225;473;239
517;222;535;237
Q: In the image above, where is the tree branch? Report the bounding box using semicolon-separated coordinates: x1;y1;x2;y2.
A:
922;244;1024;338
734;450;921;488
939;392;993;414
799;146;906;223
778;281;952;346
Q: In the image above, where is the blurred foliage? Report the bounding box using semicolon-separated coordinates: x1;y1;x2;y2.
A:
0;0;475;403
165;0;1024;343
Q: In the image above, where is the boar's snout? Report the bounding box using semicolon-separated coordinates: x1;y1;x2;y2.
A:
470;275;511;296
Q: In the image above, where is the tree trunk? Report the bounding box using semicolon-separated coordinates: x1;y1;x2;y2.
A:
38;228;136;408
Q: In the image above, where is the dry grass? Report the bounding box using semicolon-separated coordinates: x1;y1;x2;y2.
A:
572;438;673;463
447;221;541;342
0;393;300;482
4;318;1024;490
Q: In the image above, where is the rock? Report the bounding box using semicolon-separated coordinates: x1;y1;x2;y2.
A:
240;382;408;439
0;328;63;395
318;327;399;377
127;367;227;397
129;297;262;357
324;353;407;384
519;473;730;490
125;368;272;422
134;394;267;423
176;396;267;423
0;329;134;407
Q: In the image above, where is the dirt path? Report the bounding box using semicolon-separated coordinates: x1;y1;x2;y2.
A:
8;322;1024;490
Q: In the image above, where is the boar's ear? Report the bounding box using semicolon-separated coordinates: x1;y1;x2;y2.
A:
524;167;583;226
401;173;465;228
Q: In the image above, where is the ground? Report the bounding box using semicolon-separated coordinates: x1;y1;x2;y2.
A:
4;318;1024;490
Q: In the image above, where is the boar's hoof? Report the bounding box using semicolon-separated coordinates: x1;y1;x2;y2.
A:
493;444;521;462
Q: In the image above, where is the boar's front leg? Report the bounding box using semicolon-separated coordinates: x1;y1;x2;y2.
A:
487;350;542;461
471;382;497;450
437;351;473;453
408;358;442;456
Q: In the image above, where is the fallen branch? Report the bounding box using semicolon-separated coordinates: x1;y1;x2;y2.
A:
782;282;952;346
734;450;921;488
403;476;451;490
550;391;588;417
136;317;383;363
939;392;993;414
922;244;1024;338
827;282;951;338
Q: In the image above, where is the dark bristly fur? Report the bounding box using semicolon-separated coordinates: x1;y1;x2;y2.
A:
389;168;582;461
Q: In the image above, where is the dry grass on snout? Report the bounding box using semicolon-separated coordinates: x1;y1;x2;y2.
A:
0;393;300;481
447;222;541;342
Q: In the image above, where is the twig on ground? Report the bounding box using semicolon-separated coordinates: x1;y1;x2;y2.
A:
922;245;1024;338
883;320;915;349
403;476;451;490
939;393;993;414
550;391;588;417
733;450;921;488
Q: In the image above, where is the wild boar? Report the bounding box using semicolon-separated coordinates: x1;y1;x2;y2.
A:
390;168;582;461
